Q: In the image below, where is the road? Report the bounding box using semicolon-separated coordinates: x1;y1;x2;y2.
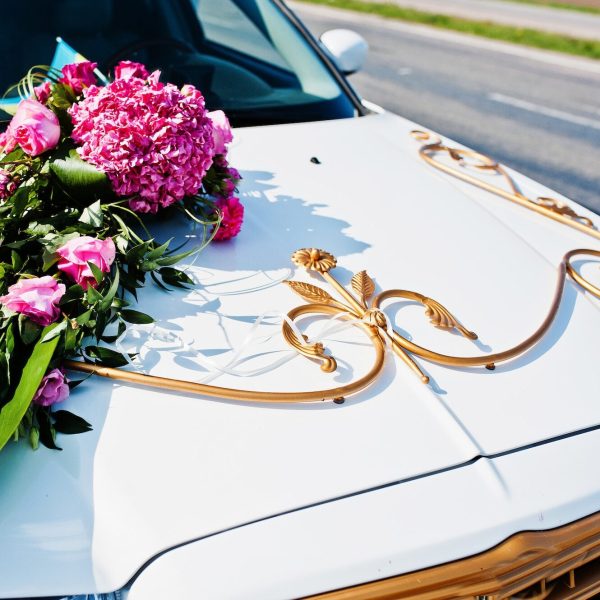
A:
366;0;600;40
292;2;600;214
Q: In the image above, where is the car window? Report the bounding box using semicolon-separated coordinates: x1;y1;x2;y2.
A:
0;0;357;126
197;0;290;70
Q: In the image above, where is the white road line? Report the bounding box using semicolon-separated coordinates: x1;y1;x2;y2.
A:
489;92;600;130
397;67;413;76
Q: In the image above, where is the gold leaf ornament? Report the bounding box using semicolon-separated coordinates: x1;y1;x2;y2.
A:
284;280;334;304
422;297;477;340
351;270;375;305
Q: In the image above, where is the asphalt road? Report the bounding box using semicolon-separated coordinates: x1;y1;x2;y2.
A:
293;2;600;214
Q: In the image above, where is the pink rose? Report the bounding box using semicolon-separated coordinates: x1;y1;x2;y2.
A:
114;60;149;81
57;236;116;289
208;110;233;156
33;368;69;407
0;276;65;326
59;61;97;95
34;81;52;104
213;196;244;241
7;99;60;157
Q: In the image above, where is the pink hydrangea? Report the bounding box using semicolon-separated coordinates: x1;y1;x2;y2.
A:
114;60;149;81
69;69;215;214
57;236;116;290
0;169;16;200
213;196;244;241
59;61;97;95
0;276;65;326
33;368;70;407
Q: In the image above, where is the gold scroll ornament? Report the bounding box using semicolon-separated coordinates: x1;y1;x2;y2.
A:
67;243;600;403
66;130;600;402
411;130;600;240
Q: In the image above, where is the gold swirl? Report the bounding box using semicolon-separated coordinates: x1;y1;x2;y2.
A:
411;130;600;240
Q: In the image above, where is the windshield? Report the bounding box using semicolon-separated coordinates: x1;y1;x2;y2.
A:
0;0;356;126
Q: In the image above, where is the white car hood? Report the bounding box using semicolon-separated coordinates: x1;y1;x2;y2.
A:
1;112;599;598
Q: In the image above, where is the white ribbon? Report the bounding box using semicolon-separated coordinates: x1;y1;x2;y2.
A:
107;306;386;383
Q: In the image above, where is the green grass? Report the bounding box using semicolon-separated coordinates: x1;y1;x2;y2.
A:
501;0;600;15
298;0;600;59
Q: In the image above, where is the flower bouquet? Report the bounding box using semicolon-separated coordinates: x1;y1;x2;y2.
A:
0;60;243;452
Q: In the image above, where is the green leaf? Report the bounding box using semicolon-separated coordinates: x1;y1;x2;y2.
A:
18;315;41;346
75;309;93;326
40;319;67;343
120;309;154;325
50;151;109;198
0;324;60;451
85;345;133;368
86;285;103;305
155;247;198;267
159;267;194;288
59;284;84;306
9;186;33;217
37;408;60;450
48;84;73;111
65;323;78;351
42;248;59;272
11;250;22;272
99;269;119;312
79;200;103;227
146;239;172;260
0;148;25;164
51;410;92;435
88;261;104;286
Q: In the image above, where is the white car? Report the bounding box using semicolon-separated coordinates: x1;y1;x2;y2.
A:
2;1;600;599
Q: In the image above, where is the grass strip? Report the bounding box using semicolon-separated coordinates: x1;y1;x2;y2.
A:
501;0;600;15
297;0;600;59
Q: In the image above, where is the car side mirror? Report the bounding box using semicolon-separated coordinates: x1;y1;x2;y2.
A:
320;29;368;75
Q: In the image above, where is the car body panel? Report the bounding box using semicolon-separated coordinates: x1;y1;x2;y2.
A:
126;426;600;599
0;111;599;597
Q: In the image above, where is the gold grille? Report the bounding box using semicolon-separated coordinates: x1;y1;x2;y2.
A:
306;512;600;600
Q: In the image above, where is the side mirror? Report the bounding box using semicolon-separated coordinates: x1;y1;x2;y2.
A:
320;29;368;75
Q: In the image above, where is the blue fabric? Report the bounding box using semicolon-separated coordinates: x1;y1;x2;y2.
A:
50;37;87;73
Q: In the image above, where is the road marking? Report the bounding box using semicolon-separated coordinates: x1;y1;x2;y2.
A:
397;67;413;76
489;92;600;130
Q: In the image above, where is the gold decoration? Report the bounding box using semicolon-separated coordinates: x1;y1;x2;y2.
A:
284;280;335;305
291;248;337;273
351;270;375;308
411;130;600;241
66;247;600;401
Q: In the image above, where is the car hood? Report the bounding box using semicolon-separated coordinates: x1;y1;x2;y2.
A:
1;112;599;598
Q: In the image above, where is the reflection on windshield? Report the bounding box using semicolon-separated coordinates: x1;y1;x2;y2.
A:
0;0;356;126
